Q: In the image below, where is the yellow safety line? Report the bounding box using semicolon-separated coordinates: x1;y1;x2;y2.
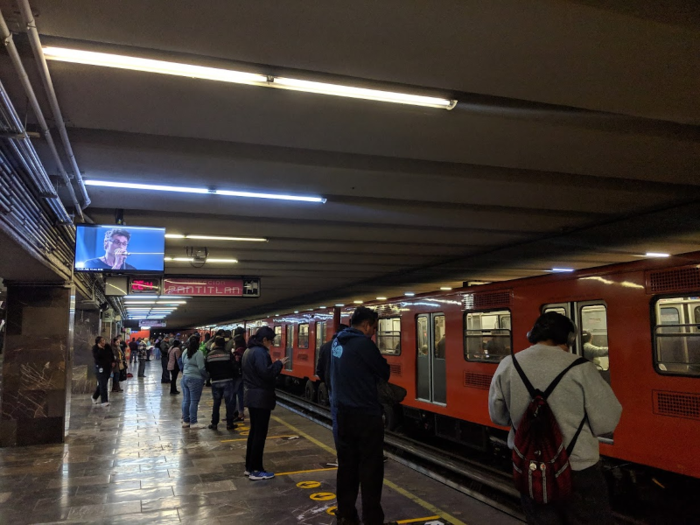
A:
277;467;338;476
397;517;441;524
220;434;295;443
271;415;468;525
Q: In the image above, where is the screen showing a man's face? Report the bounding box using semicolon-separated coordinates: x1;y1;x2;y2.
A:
75;225;165;272
105;235;129;254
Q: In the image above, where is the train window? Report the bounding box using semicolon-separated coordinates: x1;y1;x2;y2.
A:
463;310;512;362
653;296;700;377
377;317;401;355
434;315;446;359
298;324;309;349
417;316;429;357
273;325;282;347
580;304;610;373
315;321;327;369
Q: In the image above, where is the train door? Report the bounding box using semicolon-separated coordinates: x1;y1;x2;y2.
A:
314;321;327;370
416;313;446;405
285;325;293;371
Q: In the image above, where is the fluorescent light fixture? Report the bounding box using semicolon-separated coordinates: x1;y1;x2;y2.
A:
273;77;456;109
645;252;670;258
353;300;363;304
43;46;269;85
404;292;415;296
376;297;387;301
551;268;575;273
207;258;239;263
156;300;187;304
165;233;267;242
43;46;457;111
124;301;156;305
319;306;327;309
85;179;325;203
294;311;299;314
335;304;345;307
440;287;452;291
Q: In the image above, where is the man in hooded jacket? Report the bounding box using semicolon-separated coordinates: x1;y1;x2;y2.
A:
330;307;392;525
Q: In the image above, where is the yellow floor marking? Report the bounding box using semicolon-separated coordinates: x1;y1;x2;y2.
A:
277;467;338;476
271;415;468;525
397;516;441;524
220;434;295;443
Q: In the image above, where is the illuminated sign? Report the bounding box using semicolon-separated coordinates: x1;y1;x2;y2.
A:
129;278;162;295
163;277;260;297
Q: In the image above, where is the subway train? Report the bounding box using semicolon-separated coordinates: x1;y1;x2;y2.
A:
237;253;700;480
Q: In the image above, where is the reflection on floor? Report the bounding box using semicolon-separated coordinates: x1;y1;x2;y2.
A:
0;360;519;525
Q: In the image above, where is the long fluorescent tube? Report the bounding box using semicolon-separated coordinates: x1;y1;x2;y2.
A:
43;47;457;110
645;252;670;258
164;257;238;263
273;77;456;109
551;268;575;273
165;234;267;242
43;46;269;85
85;179;325;203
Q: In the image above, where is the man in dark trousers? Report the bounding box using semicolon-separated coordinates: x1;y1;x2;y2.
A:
330;307;394;525
91;336;115;407
316;323;349;465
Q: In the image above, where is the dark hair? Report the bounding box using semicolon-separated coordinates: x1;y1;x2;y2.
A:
336;323;349;332
350;306;378;327
213;336;226;348
234;327;246;336
204;333;211;342
248;326;276;348
582;330;592;343
95;336;103;345
224;329;232;338
186;336;199;358
527;312;576;345
171;339;182;348
104;228;131;242
216;329;225;336
233;334;246;349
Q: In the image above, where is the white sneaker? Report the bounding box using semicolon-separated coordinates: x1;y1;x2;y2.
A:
91;397;98;404
100;402;110;407
190;423;207;429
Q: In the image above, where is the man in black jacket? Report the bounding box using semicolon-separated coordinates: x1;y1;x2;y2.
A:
91;336;115;406
331;307;392;525
205;336;240;430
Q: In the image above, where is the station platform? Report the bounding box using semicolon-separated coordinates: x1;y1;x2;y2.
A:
0;362;521;525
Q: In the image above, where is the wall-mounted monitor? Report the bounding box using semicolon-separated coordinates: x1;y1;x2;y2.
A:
75;225;165;273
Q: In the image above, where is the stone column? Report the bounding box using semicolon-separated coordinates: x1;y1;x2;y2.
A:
72;308;100;394
0;283;75;447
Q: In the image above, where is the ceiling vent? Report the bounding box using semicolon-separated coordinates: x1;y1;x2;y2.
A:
646;266;700;294
653;390;700;421
464;290;513;310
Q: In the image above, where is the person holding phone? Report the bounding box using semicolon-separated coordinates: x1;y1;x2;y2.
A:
242;326;288;481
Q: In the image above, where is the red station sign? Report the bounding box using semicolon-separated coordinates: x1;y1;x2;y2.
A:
162;277;260;297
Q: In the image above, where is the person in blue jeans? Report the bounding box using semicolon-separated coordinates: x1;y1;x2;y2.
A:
205;336;241;430
181;335;207;429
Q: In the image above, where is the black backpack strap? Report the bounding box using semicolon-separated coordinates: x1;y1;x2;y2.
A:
566;414;588;457
511;350;538;399
542;357;588;399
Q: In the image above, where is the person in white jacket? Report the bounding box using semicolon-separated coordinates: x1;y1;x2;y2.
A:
489;311;622;525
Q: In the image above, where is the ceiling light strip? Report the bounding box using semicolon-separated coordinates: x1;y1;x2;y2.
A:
43;47;456;110
165;234;267;242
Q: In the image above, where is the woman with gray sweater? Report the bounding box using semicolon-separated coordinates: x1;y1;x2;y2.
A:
181;336;207;429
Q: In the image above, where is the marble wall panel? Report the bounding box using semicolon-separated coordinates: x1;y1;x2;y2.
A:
72;309;100;395
0;284;74;447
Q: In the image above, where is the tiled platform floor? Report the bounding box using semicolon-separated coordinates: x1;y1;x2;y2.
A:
0;360;520;524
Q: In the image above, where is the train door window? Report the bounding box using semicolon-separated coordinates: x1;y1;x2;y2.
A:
377;317;401;355
433;314;446;404
315;321;327;369
579;303;610;383
542;303;577;354
416;316;430;401
298;324;309;349
463;310;512;362
415;313;446;405
285;325;293;371
653;296;700;377
273;326;282;347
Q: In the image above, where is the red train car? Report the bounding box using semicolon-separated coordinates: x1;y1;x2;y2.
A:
239;253;700;479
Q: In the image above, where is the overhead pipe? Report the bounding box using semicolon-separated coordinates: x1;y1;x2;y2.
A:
0;6;84;221
18;0;90;209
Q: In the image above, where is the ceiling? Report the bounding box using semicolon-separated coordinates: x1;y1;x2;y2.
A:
0;0;699;327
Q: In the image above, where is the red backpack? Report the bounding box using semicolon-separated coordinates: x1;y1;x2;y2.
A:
511;353;588;504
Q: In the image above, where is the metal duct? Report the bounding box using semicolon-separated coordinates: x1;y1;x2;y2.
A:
0;6;84;221
18;0;91;210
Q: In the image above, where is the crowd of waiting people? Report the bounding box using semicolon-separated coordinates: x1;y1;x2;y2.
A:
90;306;621;525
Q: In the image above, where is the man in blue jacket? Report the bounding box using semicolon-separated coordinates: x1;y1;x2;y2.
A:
331;307;392;525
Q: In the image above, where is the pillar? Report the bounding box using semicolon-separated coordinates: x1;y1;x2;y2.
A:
0;283;75;447
72;308;100;394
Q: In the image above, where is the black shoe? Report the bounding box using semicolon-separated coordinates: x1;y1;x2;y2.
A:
208;424;217;430
170;391;180;395
226;424;237;430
